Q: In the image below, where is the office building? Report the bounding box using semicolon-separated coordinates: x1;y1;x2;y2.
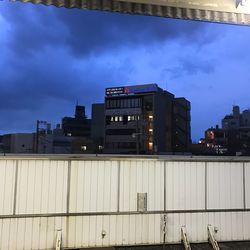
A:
173;98;191;152
104;84;191;154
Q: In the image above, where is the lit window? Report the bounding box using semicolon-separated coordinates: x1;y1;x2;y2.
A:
111;116;114;122
148;115;153;120
128;116;135;121
115;116;119;122
98;145;103;150
119;116;123;122
67;133;72;136
81;145;87;151
149;128;153;135
148;142;153;150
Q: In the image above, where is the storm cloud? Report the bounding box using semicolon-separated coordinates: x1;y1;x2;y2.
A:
0;1;250;139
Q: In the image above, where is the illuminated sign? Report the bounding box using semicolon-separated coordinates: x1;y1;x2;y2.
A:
106;87;124;96
106;84;158;96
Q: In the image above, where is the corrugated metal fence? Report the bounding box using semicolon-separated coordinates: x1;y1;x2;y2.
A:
0;155;250;249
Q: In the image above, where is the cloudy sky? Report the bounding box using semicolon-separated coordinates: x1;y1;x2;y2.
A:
0;1;250;141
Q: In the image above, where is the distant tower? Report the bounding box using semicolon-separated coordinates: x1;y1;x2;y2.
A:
233;105;240;118
75;105;86;119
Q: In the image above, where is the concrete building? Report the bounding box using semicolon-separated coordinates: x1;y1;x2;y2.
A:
2;133;35;153
199;106;250;156
91;103;105;152
104;84;191;154
222;105;250;130
222;105;241;129
173;98;191;152
62;105;91;137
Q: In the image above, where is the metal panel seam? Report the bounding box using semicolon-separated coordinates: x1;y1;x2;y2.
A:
243;162;246;209
117;160;121;212
164;161;166;211
13;159;19;215
205;162;207;210
66;160;71;213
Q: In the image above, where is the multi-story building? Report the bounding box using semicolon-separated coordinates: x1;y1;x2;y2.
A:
222;105;250;130
173;98;191;152
91;103;105;152
200;106;250;156
62;105;91;137
2;133;36;153
104;84;191;154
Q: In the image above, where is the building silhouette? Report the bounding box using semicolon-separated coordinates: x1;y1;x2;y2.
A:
62;105;91;137
200;106;250;155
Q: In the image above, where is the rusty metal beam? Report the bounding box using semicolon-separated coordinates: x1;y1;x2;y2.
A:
14;0;250;25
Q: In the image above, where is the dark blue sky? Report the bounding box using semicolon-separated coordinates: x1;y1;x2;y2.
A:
0;1;250;141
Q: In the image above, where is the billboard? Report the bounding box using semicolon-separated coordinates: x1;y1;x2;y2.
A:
106;84;158;96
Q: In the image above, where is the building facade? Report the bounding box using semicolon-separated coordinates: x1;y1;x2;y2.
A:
91;103;105;152
104;84;191;154
199;106;250;156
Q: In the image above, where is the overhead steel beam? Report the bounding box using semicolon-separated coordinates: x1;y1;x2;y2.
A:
15;0;250;25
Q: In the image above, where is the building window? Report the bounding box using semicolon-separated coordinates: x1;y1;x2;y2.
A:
148;115;153;121
119;116;123;122
81;145;87;151
148;142;153;150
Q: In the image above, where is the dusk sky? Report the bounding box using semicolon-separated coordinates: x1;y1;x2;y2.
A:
0;1;250;141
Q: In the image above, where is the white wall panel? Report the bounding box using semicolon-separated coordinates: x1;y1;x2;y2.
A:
69;160;118;213
0;213;249;249
0;217;66;250
245;163;250;208
66;214;162;248
119;160;164;211
207;162;244;209
0;157;249;249
0;160;16;215
165;212;250;244
165;161;205;210
15;160;68;214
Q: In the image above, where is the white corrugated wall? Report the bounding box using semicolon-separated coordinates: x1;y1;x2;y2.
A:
0;157;249;249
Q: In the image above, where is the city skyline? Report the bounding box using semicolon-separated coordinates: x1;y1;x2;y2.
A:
0;1;250;141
